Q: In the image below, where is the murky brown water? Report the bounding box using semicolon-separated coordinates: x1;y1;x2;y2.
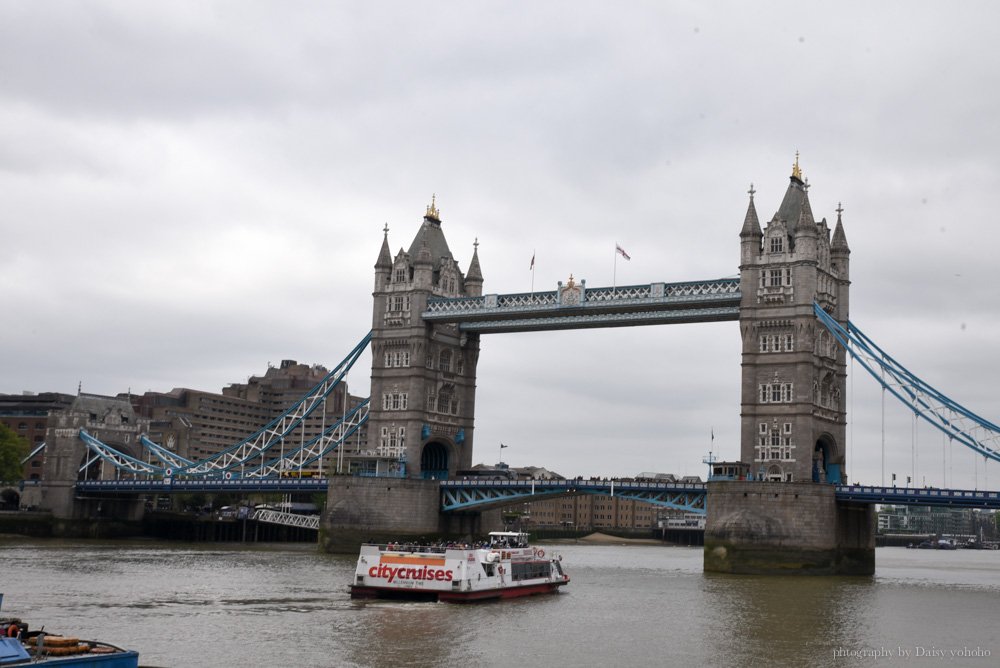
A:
1;539;997;667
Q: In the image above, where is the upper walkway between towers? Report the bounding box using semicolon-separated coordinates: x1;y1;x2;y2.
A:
421;278;740;333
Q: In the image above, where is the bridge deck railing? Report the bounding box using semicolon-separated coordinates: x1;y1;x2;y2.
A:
75;478;330;493
424;279;741;320
439;479;707;492
835;484;1000;507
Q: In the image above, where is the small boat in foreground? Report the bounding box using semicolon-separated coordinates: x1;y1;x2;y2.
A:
0;603;138;667
350;531;569;602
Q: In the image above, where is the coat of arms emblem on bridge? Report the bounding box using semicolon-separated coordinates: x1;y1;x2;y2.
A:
557;274;584;306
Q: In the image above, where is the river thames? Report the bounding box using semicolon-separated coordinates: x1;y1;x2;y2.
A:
1;539;997;667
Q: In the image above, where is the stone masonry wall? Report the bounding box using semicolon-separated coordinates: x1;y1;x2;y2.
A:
320;477;445;553
704;480;874;575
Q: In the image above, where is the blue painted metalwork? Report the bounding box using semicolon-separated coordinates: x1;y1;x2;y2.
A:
835;484;1000;509
826;463;842;484
79;398;369;480
440;479;1000;514
79;429;162;475
174;331;372;475
76;478;330;494
814;304;1000;464
75;332;373;479
237;398;370;478
423;278;740;332
439;479;708;514
139;434;195;469
20;441;46;464
73;477;1000;514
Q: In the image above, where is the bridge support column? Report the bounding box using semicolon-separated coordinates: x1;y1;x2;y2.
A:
319;477;501;553
704;481;874;575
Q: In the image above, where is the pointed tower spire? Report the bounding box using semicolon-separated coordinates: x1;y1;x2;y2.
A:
740;183;762;238
466;238;483;282
465;237;484;297
375;222;392;269
831;202;850;252
373;223;394;292
776;154;808;236
798;178;816;228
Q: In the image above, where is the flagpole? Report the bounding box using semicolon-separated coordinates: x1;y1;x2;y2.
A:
613;244;618;294
530;249;535;295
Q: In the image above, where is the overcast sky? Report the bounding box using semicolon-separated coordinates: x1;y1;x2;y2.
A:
3;2;999;489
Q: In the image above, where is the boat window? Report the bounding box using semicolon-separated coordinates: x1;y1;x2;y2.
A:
510;561;551;581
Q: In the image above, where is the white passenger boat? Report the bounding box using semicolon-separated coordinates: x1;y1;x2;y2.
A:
349;531;569;602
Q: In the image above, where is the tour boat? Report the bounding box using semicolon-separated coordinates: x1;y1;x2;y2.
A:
0;609;139;667
350;531;570;602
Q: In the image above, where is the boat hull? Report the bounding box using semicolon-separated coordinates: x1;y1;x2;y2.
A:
438;579;569;602
32;651;140;667
0;637;138;667
350;578;569;603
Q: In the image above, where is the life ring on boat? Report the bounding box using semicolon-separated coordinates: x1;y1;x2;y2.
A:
5;624;17;638
536;549;545;558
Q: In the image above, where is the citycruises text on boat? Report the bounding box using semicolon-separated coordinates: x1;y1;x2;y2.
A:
349;531;570;602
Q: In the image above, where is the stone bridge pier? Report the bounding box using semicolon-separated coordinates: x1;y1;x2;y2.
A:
704;481;874;575
320;478;501;553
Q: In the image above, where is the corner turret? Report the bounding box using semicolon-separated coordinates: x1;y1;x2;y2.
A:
465;238;484;297
740;184;763;266
374;224;393;291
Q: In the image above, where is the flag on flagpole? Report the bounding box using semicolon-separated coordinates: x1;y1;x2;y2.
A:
711;428;715;442
500;443;508;449
529;252;535;270
616;244;631;261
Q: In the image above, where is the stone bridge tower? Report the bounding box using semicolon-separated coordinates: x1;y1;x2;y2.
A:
704;159;871;576
738;157;851;484
38;393;148;523
368;198;482;479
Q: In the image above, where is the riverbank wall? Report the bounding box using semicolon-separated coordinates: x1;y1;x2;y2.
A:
0;511;316;543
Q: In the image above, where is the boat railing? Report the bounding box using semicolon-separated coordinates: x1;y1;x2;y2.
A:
369;542;488;554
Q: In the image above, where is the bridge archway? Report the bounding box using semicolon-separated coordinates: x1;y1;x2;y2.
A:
420;441;450;480
812;434;840;483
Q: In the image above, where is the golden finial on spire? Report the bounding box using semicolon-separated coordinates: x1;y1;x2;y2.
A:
791;151;802;180
425;194;440;221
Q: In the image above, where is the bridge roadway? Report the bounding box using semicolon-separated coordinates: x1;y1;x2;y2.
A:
421;278;741;333
73;479;1000;513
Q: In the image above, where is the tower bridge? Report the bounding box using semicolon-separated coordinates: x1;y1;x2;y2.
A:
31;159;1000;575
